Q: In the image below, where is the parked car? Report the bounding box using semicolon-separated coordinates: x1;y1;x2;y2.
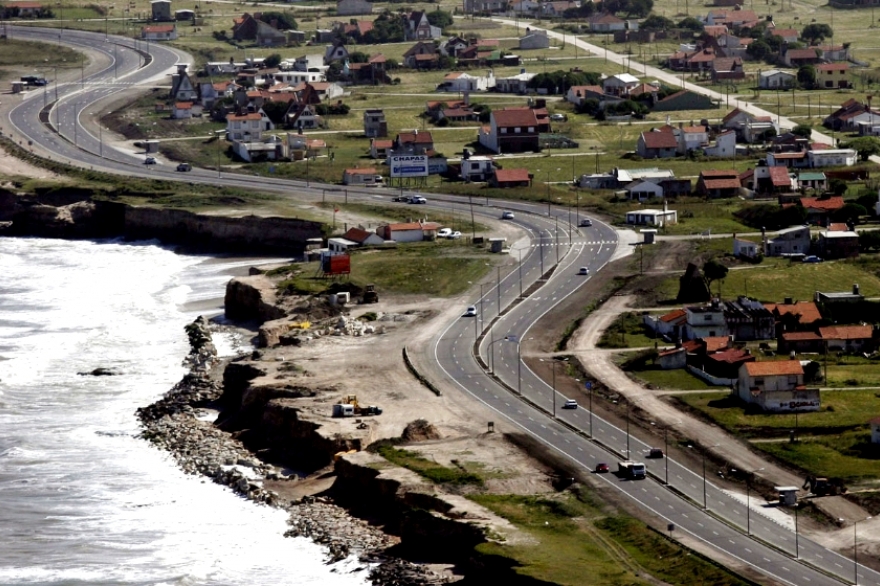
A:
392;195;408;202
648;448;664;459
550;113;567;121
463;305;477;317
579;218;592;227
803;255;823;263
449;231;462;239
144;156;156;165
578;267;590;275
595;463;610;473
562;399;578;409
437;228;452;238
176;163;191;172
501;210;515;219
409;195;427;204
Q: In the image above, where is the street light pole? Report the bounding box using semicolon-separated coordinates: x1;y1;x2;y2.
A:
664;427;669;485
518;248;523;298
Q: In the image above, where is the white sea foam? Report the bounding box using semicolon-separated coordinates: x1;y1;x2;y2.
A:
0;237;370;586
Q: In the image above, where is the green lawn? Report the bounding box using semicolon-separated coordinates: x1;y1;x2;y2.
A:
628;366;717;391
471;493;755;586
758;435;880;482
597;312;657;349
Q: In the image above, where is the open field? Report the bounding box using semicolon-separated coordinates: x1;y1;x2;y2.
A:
0;38;83;82
676;389;880;480
471;492;755;586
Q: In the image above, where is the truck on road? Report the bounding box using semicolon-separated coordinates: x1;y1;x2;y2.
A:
21;75;48;86
618;460;647;480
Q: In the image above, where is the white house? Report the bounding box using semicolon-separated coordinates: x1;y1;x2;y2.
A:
734;237;760;259
684;303;728;340
438;71;495;92
743;118;779;144
231;135;284;163
343;167;382;186
274;70;326;85
377;221;441;242
460;156;496;182
759;69;796;89
170;64;198;102
808;149;857;168
703;130;737;158
625;208;678;227
602;73;640;96
678;125;708;154
495;71;536;94
624;180;664;201
736;361;820;413
225;109;274;141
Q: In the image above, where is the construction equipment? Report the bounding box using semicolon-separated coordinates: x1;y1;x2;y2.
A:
338;395;382;416
803;476;847;497
362;284;378;304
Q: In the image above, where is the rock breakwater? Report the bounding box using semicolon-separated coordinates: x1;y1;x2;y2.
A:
137;317;448;585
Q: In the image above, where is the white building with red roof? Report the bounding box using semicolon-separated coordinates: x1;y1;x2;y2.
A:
636;128;678;159
736;361;819;412
141;24;177;40
478;108;540;154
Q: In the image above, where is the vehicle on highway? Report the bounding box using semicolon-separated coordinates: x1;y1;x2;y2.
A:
579;218;593;227
803;255;823;263
501;210;515;219
550;113;567;121
437;228;452;238
144;156;156;165
595;463;609;473
449;231;462;239
409;195;427;204
462;305;477;317
578;267;590;275
618;460;647;480
648;448;664;459
562;399;578;409
176;163;191;172
392;195;408;202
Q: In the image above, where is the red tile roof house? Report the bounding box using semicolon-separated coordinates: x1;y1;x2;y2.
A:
800;196;844;226
491;168;531;188
783;47;821;67
376;221;442;242
342;227;386;247
702;347;756;380
342;167;381;186
636;128;678;158
778;331;823;353
696;169;742;198
643;308;687;340
819;324;875;352
765;300;823;331
735;361;820;412
478;108;540;154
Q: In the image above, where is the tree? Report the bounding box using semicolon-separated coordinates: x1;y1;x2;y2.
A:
259;11;297;30
792;123;813;138
703;260;729;297
859;230;880;252
604;0;653;17
677;17;705;33
349;51;370;63
829;178;848;196
831;203;867;224
801;23;833;45
845;136;880;161
426;9;453;29
856;193;878;215
641;14;674;31
263;53;282;69
746;39;772;61
797;65;817;89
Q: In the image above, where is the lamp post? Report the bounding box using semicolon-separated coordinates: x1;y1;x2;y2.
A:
586;380;593;437
853;516;872;585
745;467;764;536
518;248;523;298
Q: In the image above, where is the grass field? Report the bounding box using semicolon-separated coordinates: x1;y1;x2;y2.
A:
677;389;880;479
627;364;717;391
0;38;83;82
597;312;657;349
274;240;497;297
471;492;755;586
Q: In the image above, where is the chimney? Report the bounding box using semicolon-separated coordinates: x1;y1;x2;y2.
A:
784;296;793;304
854;283;861;295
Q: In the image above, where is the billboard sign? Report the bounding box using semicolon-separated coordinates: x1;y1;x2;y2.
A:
321;253;351;275
389;155;428;178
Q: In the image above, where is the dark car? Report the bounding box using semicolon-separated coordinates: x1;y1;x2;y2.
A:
648;448;664;459
803;255;823;263
595;463;609;473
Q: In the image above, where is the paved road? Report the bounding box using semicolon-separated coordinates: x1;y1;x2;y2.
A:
7;24;880;586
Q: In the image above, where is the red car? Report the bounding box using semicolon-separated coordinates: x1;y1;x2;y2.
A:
595;463;609;473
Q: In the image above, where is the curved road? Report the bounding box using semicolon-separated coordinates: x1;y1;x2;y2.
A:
6;24;879;586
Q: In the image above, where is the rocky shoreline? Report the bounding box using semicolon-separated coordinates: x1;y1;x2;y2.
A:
136;316;449;586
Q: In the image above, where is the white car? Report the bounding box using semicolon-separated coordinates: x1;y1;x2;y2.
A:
562;399;578;409
449;231;462;239
409;195;427;204
550;113;567;121
437;228;452;238
501;211;515;219
463;306;477;317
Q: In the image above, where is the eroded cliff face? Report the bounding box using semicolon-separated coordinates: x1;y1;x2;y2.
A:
224;276;287;322
0;192;323;254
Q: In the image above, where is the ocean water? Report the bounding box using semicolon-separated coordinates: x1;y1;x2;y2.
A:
0;237;369;586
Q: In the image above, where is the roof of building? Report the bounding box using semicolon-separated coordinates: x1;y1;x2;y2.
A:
494;168;531;183
781;331;822;342
493;108;539;127
143;24;175;33
768;166;792;187
700;169;740;178
226;111;263;121
683;125;706;133
827;223;850;231
703;25;729;37
702;178;742;189
772;28;799;38
397;131;434;144
801;196;844;211
744;361;804;377
345;167;377;175
658;346;685;357
707;348;753;364
342;227;376;243
371;139;393;149
771;152;806;160
660;308;687;323
817;63;849;72
703;336;731;353
786;48;820;60
764;301;822;324
640;130;678;149
819;325;873;340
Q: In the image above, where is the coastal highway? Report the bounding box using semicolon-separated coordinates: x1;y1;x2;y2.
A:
6;25;880;586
